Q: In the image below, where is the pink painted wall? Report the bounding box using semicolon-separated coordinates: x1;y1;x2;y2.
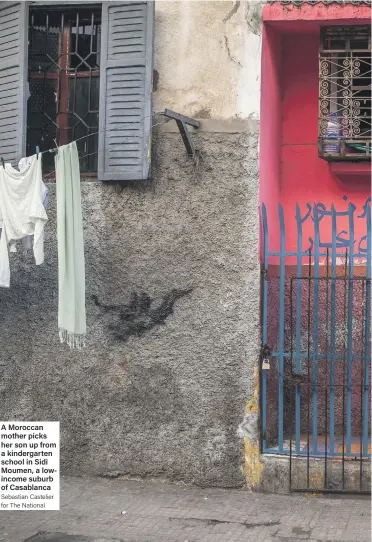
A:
259;24;283;257
260;3;371;258
280;33;370;255
263;2;371;25
259;5;371;449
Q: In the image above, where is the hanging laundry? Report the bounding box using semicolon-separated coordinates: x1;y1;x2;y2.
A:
19;180;48;250
10;158;48;251
0;154;48;288
55;141;86;349
2;158;48;252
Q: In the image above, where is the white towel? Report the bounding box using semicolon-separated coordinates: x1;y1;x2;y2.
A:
0;155;48;287
55;142;86;349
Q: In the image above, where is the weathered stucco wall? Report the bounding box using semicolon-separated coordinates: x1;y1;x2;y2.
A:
0;1;263;488
154;1;263;119
0;125;260;487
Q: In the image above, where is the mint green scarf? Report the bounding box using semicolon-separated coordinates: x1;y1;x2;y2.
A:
55;142;86;349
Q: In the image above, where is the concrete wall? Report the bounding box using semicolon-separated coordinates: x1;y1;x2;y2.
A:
154;1;263;118
0;2;262;488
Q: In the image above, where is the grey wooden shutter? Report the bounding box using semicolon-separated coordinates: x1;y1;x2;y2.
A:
98;1;154;181
0;2;28;163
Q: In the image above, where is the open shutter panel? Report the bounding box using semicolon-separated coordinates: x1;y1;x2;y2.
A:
0;2;28;164
98;1;154;181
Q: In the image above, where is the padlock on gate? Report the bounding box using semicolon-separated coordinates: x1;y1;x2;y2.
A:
262;358;270;370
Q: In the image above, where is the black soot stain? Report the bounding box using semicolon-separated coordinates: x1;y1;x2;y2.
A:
93;289;192;342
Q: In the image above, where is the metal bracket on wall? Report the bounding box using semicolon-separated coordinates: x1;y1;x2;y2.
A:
163;109;200;158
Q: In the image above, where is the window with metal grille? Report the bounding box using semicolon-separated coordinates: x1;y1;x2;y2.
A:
27;5;101;173
319;26;371;161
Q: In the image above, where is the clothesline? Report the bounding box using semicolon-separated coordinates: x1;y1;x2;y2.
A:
38;112;164;156
1;114;168;178
42;118;168;180
1;111;164;164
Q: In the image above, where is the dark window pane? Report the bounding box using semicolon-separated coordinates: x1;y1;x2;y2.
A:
75;126;98;173
28;78;57;118
350;37;370;50
26;113;57;172
29;12;61;73
27;7;101;172
68;78;99;172
328;38;346;50
27;78;58;172
69;10;101;71
69;76;100;121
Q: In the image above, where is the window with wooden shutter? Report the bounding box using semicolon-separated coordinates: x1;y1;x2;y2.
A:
98;1;154;181
0;1;154;179
0;2;28;164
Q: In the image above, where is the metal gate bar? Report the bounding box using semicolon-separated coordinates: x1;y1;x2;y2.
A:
288;276;370;493
260;200;371;476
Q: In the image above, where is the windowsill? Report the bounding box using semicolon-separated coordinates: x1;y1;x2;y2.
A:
329;162;371;180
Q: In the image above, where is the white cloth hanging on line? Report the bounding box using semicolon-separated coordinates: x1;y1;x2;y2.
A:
18;163;48;251
55;142;86;349
0;181;48;250
0;155;48;287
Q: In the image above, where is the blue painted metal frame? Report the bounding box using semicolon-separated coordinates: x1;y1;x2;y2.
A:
261;199;371;458
295;205;303;454
261;204;269;452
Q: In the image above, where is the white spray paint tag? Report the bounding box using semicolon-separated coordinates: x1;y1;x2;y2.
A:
262;358;270;370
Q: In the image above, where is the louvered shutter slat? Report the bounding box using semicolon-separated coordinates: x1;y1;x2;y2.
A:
0;2;28;164
98;1;154;181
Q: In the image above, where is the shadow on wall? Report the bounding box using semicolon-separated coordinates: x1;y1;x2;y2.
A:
92;289;193;342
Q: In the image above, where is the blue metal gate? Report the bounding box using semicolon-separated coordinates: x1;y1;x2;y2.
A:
260;198;371;492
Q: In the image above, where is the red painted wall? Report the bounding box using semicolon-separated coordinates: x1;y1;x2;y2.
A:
280;33;370;255
259;24;283;257
259;4;371;259
259;4;371;451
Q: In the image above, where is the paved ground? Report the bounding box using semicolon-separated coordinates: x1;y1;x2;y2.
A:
0;476;370;542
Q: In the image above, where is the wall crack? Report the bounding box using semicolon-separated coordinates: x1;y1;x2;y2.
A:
224;35;243;68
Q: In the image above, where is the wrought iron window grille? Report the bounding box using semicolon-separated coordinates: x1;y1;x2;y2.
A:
319;26;371;161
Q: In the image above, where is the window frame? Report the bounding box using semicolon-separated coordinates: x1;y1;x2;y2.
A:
27;4;102;174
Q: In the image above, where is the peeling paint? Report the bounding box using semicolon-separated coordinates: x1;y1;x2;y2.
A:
238;368;264;490
244;436;264;490
237;411;259;439
268;0;372;5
